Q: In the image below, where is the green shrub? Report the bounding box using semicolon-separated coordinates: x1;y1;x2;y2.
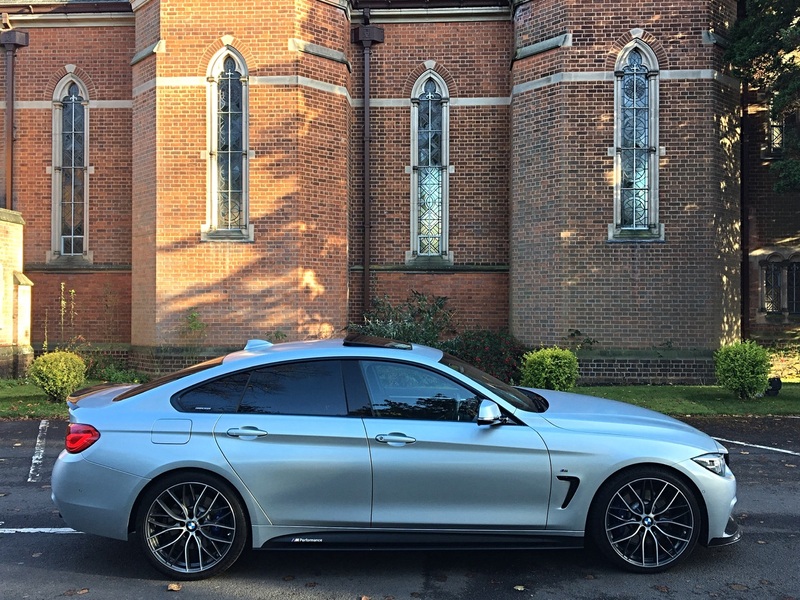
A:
84;354;149;384
442;330;529;383
28;351;87;403
520;347;578;391
350;291;454;347
91;363;149;384
715;340;770;400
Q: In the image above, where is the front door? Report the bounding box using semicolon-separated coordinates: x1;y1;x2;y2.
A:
358;360;551;528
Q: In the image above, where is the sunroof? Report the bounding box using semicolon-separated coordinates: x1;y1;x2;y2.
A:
343;333;412;350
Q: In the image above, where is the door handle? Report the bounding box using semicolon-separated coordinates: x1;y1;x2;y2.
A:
375;433;416;446
226;427;268;438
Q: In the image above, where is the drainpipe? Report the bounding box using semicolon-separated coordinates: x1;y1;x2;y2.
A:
352;10;384;317
737;0;749;340
740;82;750;341
2;24;29;211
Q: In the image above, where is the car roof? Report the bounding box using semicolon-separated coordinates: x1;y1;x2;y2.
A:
221;333;444;366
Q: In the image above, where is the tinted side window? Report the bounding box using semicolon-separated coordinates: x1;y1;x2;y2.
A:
360;360;481;421
173;371;249;413
239;360;347;416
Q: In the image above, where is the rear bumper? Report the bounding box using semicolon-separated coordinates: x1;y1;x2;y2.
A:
51;449;147;541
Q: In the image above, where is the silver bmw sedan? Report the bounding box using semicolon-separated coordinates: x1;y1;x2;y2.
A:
51;333;740;579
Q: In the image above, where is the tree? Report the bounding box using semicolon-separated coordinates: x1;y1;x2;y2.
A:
726;0;800;191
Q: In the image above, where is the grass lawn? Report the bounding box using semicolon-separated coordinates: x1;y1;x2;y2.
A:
0;379;68;420
2;378;799;420
578;383;800;416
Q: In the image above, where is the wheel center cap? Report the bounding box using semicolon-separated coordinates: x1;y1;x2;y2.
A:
643;516;654;527
186;521;198;532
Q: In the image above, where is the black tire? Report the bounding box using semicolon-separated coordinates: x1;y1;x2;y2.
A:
588;467;701;573
136;472;248;580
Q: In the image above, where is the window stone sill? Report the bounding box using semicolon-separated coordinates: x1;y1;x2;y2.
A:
404;251;454;268
201;224;255;242
44;251;94;267
607;223;665;243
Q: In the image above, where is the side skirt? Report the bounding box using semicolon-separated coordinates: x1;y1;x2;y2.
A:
260;530;584;551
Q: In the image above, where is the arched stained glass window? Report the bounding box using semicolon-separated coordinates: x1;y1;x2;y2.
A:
61;83;86;254
409;72;451;263
217;57;243;230
204;47;251;241
763;258;783;313
417;79;444;255
619;50;651;229
610;41;661;242
50;75;90;262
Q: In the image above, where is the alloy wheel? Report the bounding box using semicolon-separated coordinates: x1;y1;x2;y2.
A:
603;476;696;569
143;480;239;576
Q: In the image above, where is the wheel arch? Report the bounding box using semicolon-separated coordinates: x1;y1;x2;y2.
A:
127;467;255;543
585;462;710;545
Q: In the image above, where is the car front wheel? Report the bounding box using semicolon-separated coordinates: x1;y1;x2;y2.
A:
589;467;701;573
136;472;248;580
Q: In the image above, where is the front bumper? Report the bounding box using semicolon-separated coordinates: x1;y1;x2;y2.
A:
707;515;742;547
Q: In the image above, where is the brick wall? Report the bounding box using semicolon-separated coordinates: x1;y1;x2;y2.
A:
742;88;800;342
128;0;352;366
4;0;792;381
510;0;741;351
27;271;131;346
6;18;135;351
578;356;716;385
349;18;513;325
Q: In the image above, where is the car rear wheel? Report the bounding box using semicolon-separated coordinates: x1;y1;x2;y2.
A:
589;467;701;573
136;472;248;580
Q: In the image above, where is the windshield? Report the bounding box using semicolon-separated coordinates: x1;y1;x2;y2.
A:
440;354;548;413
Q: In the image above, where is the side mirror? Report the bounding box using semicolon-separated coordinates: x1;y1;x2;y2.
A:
476;399;503;426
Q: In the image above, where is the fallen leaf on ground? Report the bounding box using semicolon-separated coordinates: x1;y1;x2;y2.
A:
513;585;526;591
167;583;182;591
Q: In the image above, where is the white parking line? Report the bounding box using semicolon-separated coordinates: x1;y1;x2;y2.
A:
27;419;49;483
0;528;80;534
716;437;800;457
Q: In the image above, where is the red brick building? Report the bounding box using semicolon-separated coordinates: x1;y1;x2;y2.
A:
1;0;797;380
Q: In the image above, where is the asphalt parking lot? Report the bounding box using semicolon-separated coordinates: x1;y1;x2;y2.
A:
680;416;799;454
0;416;798;599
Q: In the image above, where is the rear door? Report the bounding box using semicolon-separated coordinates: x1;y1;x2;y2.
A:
196;360;372;526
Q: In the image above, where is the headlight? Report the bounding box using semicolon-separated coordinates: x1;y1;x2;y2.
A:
693;453;727;476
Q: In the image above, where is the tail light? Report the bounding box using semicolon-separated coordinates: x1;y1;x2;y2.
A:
65;424;101;453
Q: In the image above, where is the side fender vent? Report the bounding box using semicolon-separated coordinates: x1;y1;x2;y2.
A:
557;476;581;509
